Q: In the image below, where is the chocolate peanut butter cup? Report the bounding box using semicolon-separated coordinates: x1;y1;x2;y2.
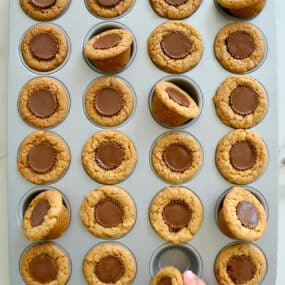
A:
84;28;133;73
82;130;136;184
213;75;267;129
81;186;136;238
218;187;266;241
148;21;203;73
150;0;201;19
21;242;70;285
86;0;133;18
151;80;200;128
151;267;183;285
151;132;202;184
18;131;70;185
21;24;68;72
214;22;265;73
215;243;266;285
85;76;134;127
215;129;267;184
23;189;70;240
150;186;203;243
20;0;70;21
83;243;136;285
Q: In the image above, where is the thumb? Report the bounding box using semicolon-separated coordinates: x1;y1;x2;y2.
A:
183;271;206;285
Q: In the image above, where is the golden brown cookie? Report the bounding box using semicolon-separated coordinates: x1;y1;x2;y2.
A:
18;131;71;185
21;24;68;72
86;0;133;18
20;242;70;285
82;130;137;184
218;187;267;242
80;186;136;239
216;129;267;184
84;29;133;73
18;77;69;129
213;75;267;129
151;266;183;285
150;0;201;19
148;21;203;73
151;132;202;183
83;243;136;285
84;76;134;127
20;0;70;21
215;243;266;285
150;186;203;243
214;22;265;73
151;80;199;127
23;189;70;241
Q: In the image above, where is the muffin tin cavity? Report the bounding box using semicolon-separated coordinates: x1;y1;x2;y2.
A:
149;75;203;129
150;243;203;277
83;21;137;74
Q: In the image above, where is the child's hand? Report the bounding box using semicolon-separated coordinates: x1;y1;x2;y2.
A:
183;271;206;285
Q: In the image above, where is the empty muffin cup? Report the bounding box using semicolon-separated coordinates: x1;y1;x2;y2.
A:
83;22;135;73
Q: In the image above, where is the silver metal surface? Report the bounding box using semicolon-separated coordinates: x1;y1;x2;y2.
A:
8;0;278;284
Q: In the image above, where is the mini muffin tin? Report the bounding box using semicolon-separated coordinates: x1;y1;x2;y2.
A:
8;0;278;284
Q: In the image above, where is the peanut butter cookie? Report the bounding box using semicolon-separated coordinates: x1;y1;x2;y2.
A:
83;243;136;285
151;132;202;183
150;186;203;243
84;76;134;127
80;186;136;239
21;24;68;72
214;22;265;73
20;0;70;21
213;75;267;129
23;189;70;241
215;243;266;285
19;77;69;129
18;131;70;185
82;130;137;184
148;21;203;73
216;129;267;184
151;266;183;285
218;187;267;241
20;242;70;285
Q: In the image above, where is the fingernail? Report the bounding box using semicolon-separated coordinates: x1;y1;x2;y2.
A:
183;270;196;280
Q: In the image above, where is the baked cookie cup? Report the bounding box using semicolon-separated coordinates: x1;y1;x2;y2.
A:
151;266;183;285
80;186;136;239
216;129;267;185
148;21;203;73
83;243;136;285
82;130;137;184
150;186;203;243
23;189;70;241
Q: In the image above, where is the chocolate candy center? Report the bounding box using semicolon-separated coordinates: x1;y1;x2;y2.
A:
230;141;256;171
31;199;51;227
229;85;258;116
227;255;257;284
28;89;58;118
95;142;124;170
94;87;123;117
162;200;191;231
161;31;192;60
163;143;192;172
97;0;121;7
95;198;124;228
29;254;58;283
28;142;56;173
166;86;190;107
236;200;259;229
31;0;56;9
95;255;125;283
158;277;172;285
226;31;255;60
93;33;122;50
164;0;188;7
29;33;58;60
